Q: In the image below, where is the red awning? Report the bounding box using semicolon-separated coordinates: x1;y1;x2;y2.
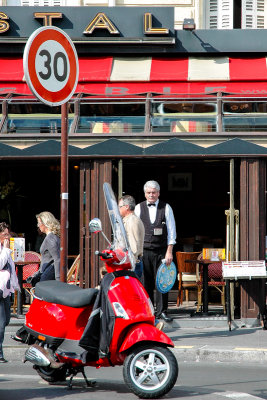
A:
1;56;267;96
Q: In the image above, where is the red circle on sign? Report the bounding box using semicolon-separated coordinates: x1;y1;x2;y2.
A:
24;27;78;106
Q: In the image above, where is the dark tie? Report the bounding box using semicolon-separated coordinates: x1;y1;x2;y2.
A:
148;203;156;207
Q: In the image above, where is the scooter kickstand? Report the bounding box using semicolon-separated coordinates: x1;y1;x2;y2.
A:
81;367;96;388
67;367;96;390
67;374;74;390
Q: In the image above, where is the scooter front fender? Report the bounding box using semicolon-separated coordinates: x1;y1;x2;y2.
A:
119;323;174;354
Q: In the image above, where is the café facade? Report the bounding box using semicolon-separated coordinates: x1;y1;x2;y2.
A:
0;6;267;324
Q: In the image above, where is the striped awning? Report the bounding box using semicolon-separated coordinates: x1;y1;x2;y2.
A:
1;56;267;96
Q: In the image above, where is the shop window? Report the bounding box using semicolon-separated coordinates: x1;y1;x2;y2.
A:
78;102;145;134
206;0;265;29
151;101;217;133
223;101;267;131
6;102;74;134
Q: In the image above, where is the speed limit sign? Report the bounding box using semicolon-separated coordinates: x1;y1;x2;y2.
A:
23;26;79;106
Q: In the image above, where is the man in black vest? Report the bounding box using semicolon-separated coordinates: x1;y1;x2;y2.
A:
135;180;176;323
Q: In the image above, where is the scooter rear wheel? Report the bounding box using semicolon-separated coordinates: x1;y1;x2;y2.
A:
123;344;178;399
34;365;67;383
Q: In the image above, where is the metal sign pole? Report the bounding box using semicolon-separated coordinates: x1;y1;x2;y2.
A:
23;26;78;283
60;102;68;282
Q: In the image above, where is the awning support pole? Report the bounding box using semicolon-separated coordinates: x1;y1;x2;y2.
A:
216;91;222;133
145;92;151;133
225;158;238;331
118;159;123;199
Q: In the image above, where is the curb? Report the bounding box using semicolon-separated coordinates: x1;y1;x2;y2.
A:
173;347;267;363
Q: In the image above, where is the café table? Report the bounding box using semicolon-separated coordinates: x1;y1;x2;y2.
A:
185;258;224;315
15;260;41;317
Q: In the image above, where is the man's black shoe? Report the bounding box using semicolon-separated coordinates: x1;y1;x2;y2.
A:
159;312;173;323
0;357;8;363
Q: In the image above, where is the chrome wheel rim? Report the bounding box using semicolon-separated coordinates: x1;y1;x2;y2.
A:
129;348;170;391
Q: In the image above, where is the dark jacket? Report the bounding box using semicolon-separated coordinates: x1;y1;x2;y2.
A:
40;233;60;280
79;270;137;362
140;200;167;250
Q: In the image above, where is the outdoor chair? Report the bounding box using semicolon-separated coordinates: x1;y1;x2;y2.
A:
176;251;201;307
196;254;226;313
12;251;41;313
67;254;80;285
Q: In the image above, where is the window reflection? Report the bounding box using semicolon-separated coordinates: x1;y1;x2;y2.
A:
152;102;217;133
6;102;74;134
223;101;267;132
78;102;145;133
2;96;267;134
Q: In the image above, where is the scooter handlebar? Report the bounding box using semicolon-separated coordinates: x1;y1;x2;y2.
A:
95;250;113;259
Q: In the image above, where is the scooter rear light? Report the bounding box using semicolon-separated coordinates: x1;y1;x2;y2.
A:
112;302;129;319
37;335;46;341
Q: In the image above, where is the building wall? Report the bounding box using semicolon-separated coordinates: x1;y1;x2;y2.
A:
2;1;267;29
81;0;201;30
1;0;200;29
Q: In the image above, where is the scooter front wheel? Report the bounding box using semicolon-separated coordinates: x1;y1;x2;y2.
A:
123;344;178;399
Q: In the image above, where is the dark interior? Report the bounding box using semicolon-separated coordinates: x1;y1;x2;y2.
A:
0;158;235;256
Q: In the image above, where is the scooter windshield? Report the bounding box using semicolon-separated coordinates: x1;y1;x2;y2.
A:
103;182;135;269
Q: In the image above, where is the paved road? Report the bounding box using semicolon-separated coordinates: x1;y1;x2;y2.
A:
1;358;267;400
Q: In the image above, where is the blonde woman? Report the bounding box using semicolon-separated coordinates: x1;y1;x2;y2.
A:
36;211;61;282
13;213;60;344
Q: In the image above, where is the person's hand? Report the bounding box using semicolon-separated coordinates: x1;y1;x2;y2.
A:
3;239;9;248
165;251;173;266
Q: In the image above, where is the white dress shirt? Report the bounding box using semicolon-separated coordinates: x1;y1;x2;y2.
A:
135;200;176;246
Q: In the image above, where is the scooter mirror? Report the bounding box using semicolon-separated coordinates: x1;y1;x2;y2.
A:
89;218;102;233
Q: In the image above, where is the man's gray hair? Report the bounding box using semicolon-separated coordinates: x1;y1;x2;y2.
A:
144;180;160;193
120;195;136;211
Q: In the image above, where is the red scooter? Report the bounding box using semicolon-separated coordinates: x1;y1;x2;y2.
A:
21;183;178;398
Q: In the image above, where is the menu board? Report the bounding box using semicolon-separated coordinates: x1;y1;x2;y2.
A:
202;248;225;261
222;260;266;279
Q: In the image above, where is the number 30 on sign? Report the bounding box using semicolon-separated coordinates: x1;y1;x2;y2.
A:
23;26;79;106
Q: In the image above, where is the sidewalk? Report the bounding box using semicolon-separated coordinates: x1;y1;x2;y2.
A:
4;307;267;364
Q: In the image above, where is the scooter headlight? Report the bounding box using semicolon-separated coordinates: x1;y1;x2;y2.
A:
112;302;129;319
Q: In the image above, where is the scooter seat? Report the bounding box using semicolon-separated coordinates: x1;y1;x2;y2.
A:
34;281;98;308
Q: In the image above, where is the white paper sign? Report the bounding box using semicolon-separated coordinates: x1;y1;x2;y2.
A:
222;260;267;279
10;238;25;262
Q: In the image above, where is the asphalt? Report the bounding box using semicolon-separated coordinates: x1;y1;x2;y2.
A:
4;308;267;364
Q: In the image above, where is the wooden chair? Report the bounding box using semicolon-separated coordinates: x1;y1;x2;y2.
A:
13;251;41;313
196;255;226;313
67;254;80;285
176;251;201;306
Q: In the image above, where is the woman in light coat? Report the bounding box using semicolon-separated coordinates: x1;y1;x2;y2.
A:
0;222;19;362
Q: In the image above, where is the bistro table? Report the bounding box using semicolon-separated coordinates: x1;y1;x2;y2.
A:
15;260;41;317
185;258;224;315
